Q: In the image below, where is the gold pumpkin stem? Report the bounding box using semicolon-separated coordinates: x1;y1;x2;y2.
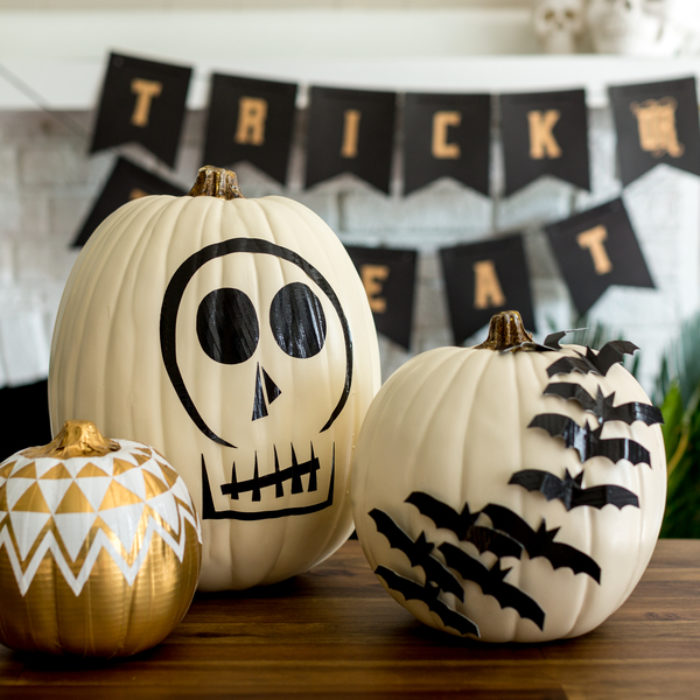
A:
475;310;534;351
21;420;120;459
188;165;244;199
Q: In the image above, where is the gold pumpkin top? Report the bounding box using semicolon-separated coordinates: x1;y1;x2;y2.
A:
188;165;244;200
21;420;120;459
475;310;534;351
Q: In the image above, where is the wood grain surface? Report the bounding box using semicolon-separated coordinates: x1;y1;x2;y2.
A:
1;539;699;699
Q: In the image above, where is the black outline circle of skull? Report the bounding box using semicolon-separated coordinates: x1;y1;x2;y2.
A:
160;237;353;447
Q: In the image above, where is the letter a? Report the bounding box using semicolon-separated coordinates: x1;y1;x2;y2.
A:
473;260;506;309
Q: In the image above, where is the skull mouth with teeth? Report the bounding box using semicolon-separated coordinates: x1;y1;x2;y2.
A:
160;237;352;520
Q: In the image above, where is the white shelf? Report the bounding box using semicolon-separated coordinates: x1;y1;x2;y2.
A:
1;8;700;111
3;55;700;112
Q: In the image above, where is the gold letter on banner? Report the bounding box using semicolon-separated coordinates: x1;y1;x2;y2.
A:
341;109;361;158
130;78;163;127
630;98;684;158
473;260;506;309
235;96;268;146
432;111;461;159
577;225;613;275
361;264;390;313
528;110;562;159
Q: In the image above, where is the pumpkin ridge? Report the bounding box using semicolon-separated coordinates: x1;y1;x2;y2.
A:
55;195;171;435
123;196;190;447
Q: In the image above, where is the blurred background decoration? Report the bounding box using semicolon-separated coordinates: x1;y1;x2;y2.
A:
0;0;699;534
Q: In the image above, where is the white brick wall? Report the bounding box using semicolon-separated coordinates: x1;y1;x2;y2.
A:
0;105;698;394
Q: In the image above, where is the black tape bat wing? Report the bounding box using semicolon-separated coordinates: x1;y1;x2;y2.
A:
546;354;599;378
605;398;663;426
465;525;523;559
406;491;522;558
527;413;651;466
369;508;464;599
374;565;479;637
543;383;663;427
547;340;638;378
509;468;640;510
586;341;638;375
543;330;567;349
543;382;600;413
438;543;545;630
481;504;601;582
405;491;479;539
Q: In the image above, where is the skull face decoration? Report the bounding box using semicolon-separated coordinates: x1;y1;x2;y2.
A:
585;0;667;54
532;0;586;54
160;238;352;520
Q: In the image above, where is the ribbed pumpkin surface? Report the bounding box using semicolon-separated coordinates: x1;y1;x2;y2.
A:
351;344;665;642
49;192;380;590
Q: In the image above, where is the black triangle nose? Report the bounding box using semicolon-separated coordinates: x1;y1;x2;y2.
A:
252;363;282;421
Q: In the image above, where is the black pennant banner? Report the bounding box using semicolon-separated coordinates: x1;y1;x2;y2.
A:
609;77;700;186
72;156;185;247
544;198;654;316
402;92;491;196
203;73;298;186
345;245;417;350
304;86;396;193
439;233;536;344
89;52;192;167
500;89;590;196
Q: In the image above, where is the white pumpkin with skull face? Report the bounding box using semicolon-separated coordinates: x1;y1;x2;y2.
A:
532;0;586;54
351;311;666;642
49;166;381;590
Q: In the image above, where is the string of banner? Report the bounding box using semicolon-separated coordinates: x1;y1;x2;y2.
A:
77;52;700;349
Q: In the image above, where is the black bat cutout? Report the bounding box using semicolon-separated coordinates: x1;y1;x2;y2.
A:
375;565;480;637
509;468;640;511
481;503;601;583
369;509;464;600
406;491;522;559
438;542;545;630
528;413;651;467
543;382;663;427
547;340;638;378
543;330;567;349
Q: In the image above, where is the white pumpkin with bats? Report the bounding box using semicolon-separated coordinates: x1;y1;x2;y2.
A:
351;310;666;642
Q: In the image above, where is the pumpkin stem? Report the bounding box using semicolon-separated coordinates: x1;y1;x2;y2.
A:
188;165;244;199
475;310;534;351
21;420;120;459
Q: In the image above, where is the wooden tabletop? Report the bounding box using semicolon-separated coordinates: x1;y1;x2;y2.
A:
1;538;699;699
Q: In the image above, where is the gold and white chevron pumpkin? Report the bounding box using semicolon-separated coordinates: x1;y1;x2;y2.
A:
0;421;202;656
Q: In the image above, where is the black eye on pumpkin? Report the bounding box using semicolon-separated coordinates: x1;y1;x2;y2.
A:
197;288;259;364
270;282;327;358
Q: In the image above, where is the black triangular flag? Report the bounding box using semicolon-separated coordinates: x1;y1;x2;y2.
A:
402;92;491;196
203;73;298;186
89;52;192;167
305;86;396;193
72;156;185;248
544;198;655;316
500;89;590;195
439;233;535;344
345;246;418;350
608;76;700;186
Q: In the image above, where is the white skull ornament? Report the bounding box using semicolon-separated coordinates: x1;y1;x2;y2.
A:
586;0;667;54
532;0;586;54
